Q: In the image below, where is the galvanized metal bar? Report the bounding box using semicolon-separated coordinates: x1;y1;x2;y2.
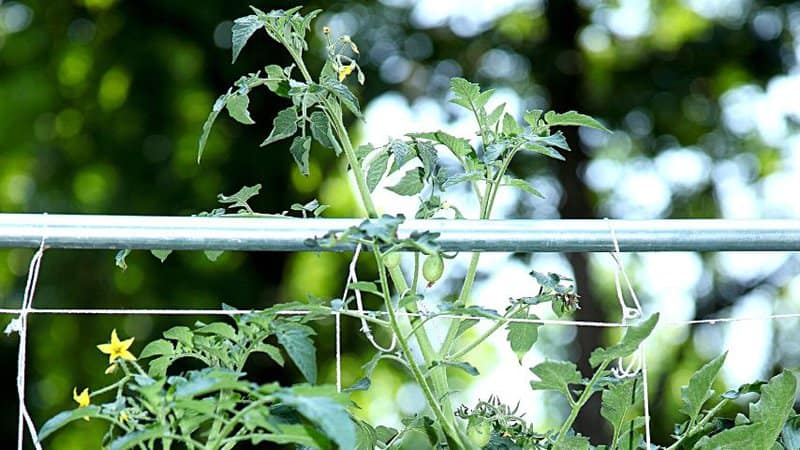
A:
0;214;798;252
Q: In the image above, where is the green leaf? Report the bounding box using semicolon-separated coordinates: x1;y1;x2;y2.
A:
522;142;564;160
680;352;727;421
589;314;659;368
39;406;105;440
217;184;261;211
507;310;539;364
139;339;174;359
253;343;284;366
523;109;543;129
109;427;170;450
530;360;582;399
449;77;482;111
250;423;328;447
781;416;800;450
147;356;171;378
601;378;643;445
409;131;471;157
275;322;317;384
323;80;363;119
172;368;247;399
355;419;378;450
544;110;610;132
204;250;223;261
483;142;506;163
350;281;382;297
554;434;590;450
195;322;237;340
504;177;544;198
387;168;425;196
487;102;505;128
198;93;228;163
289;136;312;176
277;388;357;450
694;423;766;450
388;140;414;171
431;360;479;376
261;107;298;146
415;140;438;177
114;249;130;270
226;92;256;124
442;170;485;189
264;64;290;97
231;14;262;63
150;249;172;263
366;150;390;192
163;326;194;348
309;111;334;150
503;112;523;136
748;370;798;448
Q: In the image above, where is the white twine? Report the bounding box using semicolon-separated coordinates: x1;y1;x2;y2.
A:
5;235;46;450
342;243;397;353
606;218;651;447
335;311;342;392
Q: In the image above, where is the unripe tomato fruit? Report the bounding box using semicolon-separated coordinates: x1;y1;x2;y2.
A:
422;253;444;287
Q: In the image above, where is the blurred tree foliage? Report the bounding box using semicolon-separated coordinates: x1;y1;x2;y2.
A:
1;0;799;448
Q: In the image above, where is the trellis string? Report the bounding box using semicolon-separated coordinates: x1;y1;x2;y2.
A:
606;218;651;447
4;235;46;450
343;243;397;352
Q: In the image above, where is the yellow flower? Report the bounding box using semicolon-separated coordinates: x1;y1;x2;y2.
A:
338;62;355;82
119;410;130;424
322;26;330;34
73;387;91;421
97;329;136;363
73;387;90;407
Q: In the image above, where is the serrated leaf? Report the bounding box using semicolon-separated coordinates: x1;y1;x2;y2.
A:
261;107;298;146
264;64;290;97
217;184;261;210
275;322;317;384
449;77;481;111
530;360;583;399
366;151;389;192
231;15;262;63
487;102;505;128
680;352;727;421
195;322;237;340
748;370;797;448
442;170;485;189
694;423;766;450
198;94;228;163
290;136;312;176
529;131;570;151
554;434;590;450
164;326;193;347
503;112;523;136
309;111;334;149
415;140;438;177
173;368;248;400
115;249;130;270
504;177;544;198
204;250;223;261
323;80;363;119
523;109;543;129
147;356;171;378
388;140;413;171
507;310;539;364
545;110;610;132
139;339;174;359
253;343;284;366
523;142;564;160
355;143;374;161
276;389;357;450
150;249;172;263
589;313;659;368
226;92;255;124
601;378;643;445
39;406;104;440
387;168;425;196
483;142;506;164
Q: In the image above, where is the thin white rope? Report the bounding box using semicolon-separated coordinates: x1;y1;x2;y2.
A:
4;236;46;450
342;243;396;352
606;218;651;447
335;311;342;392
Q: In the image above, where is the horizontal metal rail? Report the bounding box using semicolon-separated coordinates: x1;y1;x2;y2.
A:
0;214;798;252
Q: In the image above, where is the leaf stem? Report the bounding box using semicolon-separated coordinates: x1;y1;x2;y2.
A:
665;399;729;450
449;303;524;361
556;360;611;443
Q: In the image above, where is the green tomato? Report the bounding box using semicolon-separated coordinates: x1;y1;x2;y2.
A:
422;253;444;286
466;417;491;448
383;251;401;269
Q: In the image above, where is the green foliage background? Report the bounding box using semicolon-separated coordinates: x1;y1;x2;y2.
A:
0;0;798;448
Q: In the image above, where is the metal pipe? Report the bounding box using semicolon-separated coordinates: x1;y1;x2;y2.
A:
0;213;798;252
